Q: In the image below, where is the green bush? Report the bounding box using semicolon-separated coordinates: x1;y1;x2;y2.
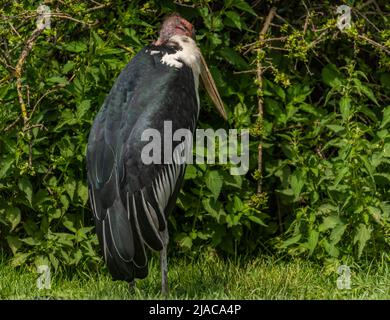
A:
0;0;389;272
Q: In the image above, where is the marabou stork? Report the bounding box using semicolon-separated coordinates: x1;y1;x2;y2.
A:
86;14;226;295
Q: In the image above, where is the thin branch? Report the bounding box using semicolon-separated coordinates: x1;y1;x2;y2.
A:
173;1;196;8
275;12;296;30
28;88;58;121
352;8;381;32
15;25;45;124
358;34;390;55
85;3;111;13
3;115;22;132
256;7;277;195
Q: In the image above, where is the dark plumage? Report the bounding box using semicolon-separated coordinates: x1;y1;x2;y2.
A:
87;14;226;294
86;43;198;282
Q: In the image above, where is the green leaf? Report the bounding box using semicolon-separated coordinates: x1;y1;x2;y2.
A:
219;47;248;69
248;215;267;227
77;183;89;205
333;166;349;187
280;234;301;248
202;197;223;219
6;207;21;231
0;156;14;179
326;124;345;133
62;61;75;74
339;96;351;121
18;178;33;206
222;173;242;189
353;223;371;258
323;240;339;257
307;229;319;256
380;73;390;89
184;165;198;180
291;169;306;201
23;218;38;236
10;252;31;267
63;219;77;233
205;170;223;199
76;100;91;120
176;233;192;249
265;79;286;101
321;64;343;88
63;41;87;53
64;179;77;200
46;76;68;86
225;11;242;30
233;0;257;16
232;196;244;213
6;235;22;255
319;215;341;232
380;105;390;129
353;78;379;106
60;194;70;211
21;237;41;246
373;173;390;185
330;223;347;244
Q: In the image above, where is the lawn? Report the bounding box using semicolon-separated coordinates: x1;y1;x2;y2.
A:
0;254;388;300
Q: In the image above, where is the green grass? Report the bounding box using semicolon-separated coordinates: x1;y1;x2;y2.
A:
0;254;389;299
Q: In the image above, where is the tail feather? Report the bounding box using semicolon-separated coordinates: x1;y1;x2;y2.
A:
91;190;149;282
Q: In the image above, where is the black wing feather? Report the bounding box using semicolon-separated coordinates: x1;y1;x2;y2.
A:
87;45;198;282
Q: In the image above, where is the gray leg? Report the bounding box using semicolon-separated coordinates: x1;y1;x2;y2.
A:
160;228;169;297
128;280;135;293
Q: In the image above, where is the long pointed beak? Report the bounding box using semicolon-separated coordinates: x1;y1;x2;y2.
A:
199;53;227;120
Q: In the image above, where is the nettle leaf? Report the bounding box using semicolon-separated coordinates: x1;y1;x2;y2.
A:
11;252;31;267
46;76;68;86
62;61;75;74
319;215;341;232
323;239;339;258
225;11;242;30
232;196;244;213
307;229;319;256
219;47;248;69
233;0;257;16
373;173;390;185
339;96;351;121
353;78;379;106
326;124;345;133
18;178;33;206
6;235;22;255
63;219;77;233
205;170;223;199
354;224;372;258
280;234;301;248
380;105;390;129
0;156;14;179
6;207;21;231
222;172;242;189
202;197;224;220
77;182;89;205
333;166;349;187
76;100;91;120
184;165;198;180
63;41;87;53
330;223;347;245
321;64;344;88
64;179;77;200
290;169;306;201
175;233;193;250
248;215;267;227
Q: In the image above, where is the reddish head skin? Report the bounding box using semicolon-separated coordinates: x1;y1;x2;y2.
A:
154;14;195;46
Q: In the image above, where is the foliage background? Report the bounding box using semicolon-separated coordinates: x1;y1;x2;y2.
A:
0;0;389;274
